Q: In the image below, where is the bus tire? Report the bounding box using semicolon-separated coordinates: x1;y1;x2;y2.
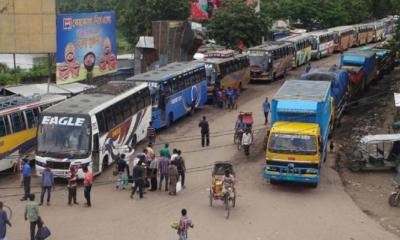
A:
309;182;318;188
272;73;276;81
270;179;278;185
131;135;137;148
102;156;109;168
168;113;174;127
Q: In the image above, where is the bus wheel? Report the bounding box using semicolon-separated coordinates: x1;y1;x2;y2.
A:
272;73;276;81
131;135;137;148
102;156;109;168
168;113;174;127
309;182;318;188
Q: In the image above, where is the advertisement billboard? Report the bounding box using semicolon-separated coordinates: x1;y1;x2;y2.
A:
56;11;117;85
0;0;56;53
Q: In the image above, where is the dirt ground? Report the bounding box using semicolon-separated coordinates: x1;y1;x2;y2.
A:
334;67;400;237
1;51;399;240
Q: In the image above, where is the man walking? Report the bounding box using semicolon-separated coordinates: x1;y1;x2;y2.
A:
159;153;169;191
168;162;179;195
20;158;31;201
0;201;12;240
130;160;144;199
198;116;210;147
24;194;40;240
177;208;193;240
67;165;78;205
40;165;54;206
176;150;186;188
83;166;93;207
263;97;271;125
160;143;171;158
149;155;158;191
116;155;128;190
147;122;156;144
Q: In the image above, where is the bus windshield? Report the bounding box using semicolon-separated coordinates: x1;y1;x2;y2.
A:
269;133;317;155
37;115;91;158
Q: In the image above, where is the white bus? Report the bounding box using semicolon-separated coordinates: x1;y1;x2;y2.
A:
308;30;336;60
35;81;152;178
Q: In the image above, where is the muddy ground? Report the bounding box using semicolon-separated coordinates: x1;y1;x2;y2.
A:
334;67;400;237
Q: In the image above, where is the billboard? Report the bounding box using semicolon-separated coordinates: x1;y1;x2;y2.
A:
0;0;56;53
56;11;117;85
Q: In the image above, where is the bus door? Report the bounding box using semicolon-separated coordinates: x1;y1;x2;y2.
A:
92;133;100;173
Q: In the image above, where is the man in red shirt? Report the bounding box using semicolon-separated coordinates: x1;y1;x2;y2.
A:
83;166;93;207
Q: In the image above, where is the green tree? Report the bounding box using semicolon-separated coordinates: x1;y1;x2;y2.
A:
208;0;270;48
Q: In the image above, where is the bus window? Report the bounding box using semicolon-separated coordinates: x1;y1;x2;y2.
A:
136;93;145;109
104;108;116;130
113;105;124;125
122;99;132;119
0;117;7;137
96;112;107;135
25;109;36;128
129;95;138;113
10;112;26;133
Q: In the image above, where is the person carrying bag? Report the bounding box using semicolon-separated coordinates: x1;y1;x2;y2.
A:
35;217;51;240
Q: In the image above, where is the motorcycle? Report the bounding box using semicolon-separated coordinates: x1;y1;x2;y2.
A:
388;173;400;207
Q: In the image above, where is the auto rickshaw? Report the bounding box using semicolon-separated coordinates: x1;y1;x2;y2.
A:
350;134;400;172
209;161;236;219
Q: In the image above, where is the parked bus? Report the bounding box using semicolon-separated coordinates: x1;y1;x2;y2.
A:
249;41;295;81
371;21;386;42
129;61;208;129
35;81;151;177
199;50;250;99
308;30;336;60
278;35;313;68
329;26;355;52
354;24;375;46
0;94;66;172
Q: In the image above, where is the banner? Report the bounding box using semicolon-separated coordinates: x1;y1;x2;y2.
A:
56;11;117;85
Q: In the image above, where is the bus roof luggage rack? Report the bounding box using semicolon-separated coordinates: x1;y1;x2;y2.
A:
0;94;41;111
204;50;236;58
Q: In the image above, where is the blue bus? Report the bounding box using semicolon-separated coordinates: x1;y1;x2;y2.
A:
129;62;208;129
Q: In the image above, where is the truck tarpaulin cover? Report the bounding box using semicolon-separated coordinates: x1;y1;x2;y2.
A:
300;69;349;107
56;11;117;85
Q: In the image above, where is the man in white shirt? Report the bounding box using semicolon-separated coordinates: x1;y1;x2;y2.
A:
242;129;253;156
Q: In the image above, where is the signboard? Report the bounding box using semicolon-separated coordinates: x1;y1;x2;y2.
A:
56;11;117;85
0;0;56;53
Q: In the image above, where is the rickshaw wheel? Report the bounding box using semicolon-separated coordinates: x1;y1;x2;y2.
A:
388;193;400;207
350;161;362;172
209;188;213;207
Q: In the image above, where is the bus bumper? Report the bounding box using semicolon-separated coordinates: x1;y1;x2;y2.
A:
263;166;319;183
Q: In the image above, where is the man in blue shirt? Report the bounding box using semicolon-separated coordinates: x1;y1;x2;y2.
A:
263;97;271;125
235;116;247;131
20;158;31;201
40;164;54;206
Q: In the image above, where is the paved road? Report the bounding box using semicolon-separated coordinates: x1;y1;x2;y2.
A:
2;52;398;240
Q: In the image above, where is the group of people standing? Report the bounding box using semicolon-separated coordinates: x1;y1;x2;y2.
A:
113;142;187;199
214;87;240;110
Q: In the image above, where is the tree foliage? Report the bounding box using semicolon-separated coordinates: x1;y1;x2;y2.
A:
262;0;400;30
208;0;271;48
